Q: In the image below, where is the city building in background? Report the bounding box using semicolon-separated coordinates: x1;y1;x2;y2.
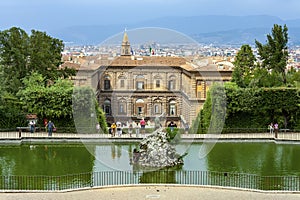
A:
62;32;233;127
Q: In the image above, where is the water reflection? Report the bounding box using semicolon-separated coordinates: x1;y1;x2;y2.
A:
205;142;300;176
0;145;95;176
0;142;299;178
94;143;139;171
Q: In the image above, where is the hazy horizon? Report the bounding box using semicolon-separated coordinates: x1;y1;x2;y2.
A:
1;0;300;32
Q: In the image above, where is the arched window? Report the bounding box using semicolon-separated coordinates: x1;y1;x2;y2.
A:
153;99;162;114
169;100;176;116
118;98;127;115
103;99;111;115
104;75;111;90
136;99;145;116
154;104;160;113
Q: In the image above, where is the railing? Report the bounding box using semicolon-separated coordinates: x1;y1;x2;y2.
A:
2;132;300;141
0;171;300;192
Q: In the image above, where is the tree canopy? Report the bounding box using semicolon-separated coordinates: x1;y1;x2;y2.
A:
255;24;289;85
17;72;108;133
195;24;300;134
232;44;256;87
0;27;76;94
0;27;109;132
17;72;74;120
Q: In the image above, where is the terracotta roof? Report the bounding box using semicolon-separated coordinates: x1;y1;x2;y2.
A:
60;62;81;70
61;55;233;72
109;56;187;67
196;64;219;71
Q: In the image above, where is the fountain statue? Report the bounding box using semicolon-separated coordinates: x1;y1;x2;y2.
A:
132;129;186;168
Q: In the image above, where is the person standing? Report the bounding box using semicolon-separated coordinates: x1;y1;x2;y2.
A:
168;121;177;132
274;123;279;138
140;118;146;134
47;121;55;136
96;123;100;133
29;120;35;133
128;122;133;137
117;123;122;137
269;123;274;134
135;122;140;137
111;123;117;137
43;119;48;132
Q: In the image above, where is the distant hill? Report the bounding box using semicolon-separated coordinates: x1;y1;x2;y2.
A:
48;15;300;46
192;27;300;46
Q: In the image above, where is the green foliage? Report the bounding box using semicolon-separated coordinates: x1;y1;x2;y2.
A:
0;27;81;131
17;72;74;120
220;24;299;133
95;101;108;134
28;30;76;80
0;91;27;130
0;27;76;94
255;24;289;85
0;27;29;93
224;86;300;131
191;83;226;134
249;68;284;88
206;83;227;134
286;68;300;87
197;82;300;133
72;86;108;134
190;109;205;134
232;44;256;87
165;128;181;143
15;74;108;133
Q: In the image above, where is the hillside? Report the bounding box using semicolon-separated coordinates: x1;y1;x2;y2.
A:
48;15;300;45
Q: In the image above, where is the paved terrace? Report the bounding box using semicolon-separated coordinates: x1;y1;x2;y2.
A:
1;185;300;200
0;131;299;142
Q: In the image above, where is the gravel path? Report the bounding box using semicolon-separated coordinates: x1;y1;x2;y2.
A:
1;186;300;200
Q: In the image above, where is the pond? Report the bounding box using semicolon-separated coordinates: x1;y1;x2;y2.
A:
1;141;300;176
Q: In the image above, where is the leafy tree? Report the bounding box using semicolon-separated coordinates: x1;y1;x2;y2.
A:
0;27;76;94
232;44;256;87
255;24;289;85
0;27;29;93
286;68;300;87
17;72;73;120
28;30;75;80
249;68;284;88
0;91;26;130
17;73;108;133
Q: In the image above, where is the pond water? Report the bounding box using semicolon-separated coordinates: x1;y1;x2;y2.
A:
1;141;300;177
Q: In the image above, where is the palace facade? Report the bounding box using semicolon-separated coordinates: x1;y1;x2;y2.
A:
67;32;233;127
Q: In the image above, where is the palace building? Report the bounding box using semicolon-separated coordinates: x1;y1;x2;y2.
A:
66;32;233;127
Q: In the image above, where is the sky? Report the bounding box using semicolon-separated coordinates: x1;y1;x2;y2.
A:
1;0;300;32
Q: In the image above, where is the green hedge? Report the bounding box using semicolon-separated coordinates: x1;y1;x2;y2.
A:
192;83;300;134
